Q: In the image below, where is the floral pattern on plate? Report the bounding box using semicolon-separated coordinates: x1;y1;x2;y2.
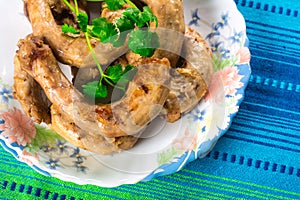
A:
145;1;251;179
0;0;251;187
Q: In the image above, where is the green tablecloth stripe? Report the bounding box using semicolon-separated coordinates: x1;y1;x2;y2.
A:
153;177;234;199
126;181;220;200
112;186;160;200
140;179;217;199
183;169;300;197
151;178;235;199
171;173;289;200
2;148;300;199
0;169;145;200
127;181;199;199
162;175;272;199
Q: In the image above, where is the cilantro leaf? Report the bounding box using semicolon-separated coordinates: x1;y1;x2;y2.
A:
77;11;89;32
106;64;123;83
142;6;158;27
116;15;135;32
123;8;145;28
110;35;127;47
117;65;136;86
128;30;160;57
90;17;108;37
106;64;136;91
122;64;134;75
111;15;135;47
123;7;158;28
61;0;159;100
82;81;108;99
105;0;126;11
61;24;80;34
91;17;118;43
106;64;136;86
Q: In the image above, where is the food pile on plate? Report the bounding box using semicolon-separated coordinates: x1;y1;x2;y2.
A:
13;0;213;154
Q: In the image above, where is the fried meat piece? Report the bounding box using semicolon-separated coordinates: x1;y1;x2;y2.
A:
161;27;214;122
15;35;171;153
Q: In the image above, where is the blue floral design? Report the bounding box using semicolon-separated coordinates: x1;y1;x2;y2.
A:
56;140;69;154
215;13;229;29
70;148;87;162
229;30;244;44
206;24;221;40
73;160;88;173
188;8;200;26
210;41;223;53
46;158;60;170
70;148;87;172
40;143;88;173
202;13;240;63
190;110;206;122
0;86;13;103
219;48;231;59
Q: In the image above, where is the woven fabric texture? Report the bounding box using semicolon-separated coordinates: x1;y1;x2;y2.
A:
1;0;300;199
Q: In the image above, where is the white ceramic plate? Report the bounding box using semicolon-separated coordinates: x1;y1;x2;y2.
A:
0;0;251;187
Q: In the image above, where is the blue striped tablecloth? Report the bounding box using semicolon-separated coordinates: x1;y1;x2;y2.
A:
0;0;299;199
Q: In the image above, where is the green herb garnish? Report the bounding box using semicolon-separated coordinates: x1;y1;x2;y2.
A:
128;29;160;57
61;24;80;34
105;0;126;10
62;0;159;100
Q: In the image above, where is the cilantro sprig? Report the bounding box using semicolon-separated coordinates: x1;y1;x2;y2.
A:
83;32;136;99
61;0;159;100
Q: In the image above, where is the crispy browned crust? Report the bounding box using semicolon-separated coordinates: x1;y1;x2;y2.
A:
13;42;51;124
50;105;139;154
161;26;214;122
24;0;128;68
24;0;185;68
14;35;171;153
13;0;214;154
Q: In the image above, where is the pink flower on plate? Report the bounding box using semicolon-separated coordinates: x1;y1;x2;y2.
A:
205;66;244;103
0;108;36;146
172;129;197;151
237;47;251;64
19;150;39;166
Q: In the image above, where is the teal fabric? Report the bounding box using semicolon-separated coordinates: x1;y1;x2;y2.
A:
1;0;300;199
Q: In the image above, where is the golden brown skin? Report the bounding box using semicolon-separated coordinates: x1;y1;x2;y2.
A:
95;58;171;137
162;68;208;122
24;0;186;68
183;27;213;86
24;0;129;68
141;0;186;67
161;27;214;122
13;52;51;124
15;35;170;142
50;106;139;154
14;0;208;154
